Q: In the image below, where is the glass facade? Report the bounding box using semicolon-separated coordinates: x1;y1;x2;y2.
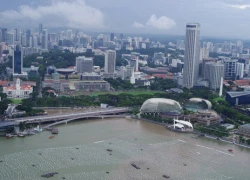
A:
14;50;22;74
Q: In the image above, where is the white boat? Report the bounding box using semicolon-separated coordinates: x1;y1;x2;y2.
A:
18;132;25;137
6;134;13;138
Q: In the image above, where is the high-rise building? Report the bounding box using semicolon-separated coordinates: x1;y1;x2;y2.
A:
110;33;115;41
32;35;38;48
236;62;244;79
202;58;217;76
39;24;43;34
205;62;224;90
6;32;14;46
21;35;26;47
200;48;209;61
13;45;23;74
120;33;123;40
75;56;93;73
1;28;7;42
105;50;116;73
183;23;201;88
224;58;237;80
42;29;48;49
26;30;31;46
66;30;72;40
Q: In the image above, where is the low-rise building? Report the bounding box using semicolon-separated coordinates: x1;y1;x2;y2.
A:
3;78;33;98
238;124;250;137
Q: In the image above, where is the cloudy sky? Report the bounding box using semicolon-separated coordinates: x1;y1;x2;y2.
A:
0;0;249;38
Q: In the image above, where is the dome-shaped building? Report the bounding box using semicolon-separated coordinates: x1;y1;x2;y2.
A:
185;98;212;112
140;98;182;116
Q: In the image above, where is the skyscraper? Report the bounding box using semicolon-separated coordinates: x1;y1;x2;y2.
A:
224;58;237;80
110;33;115;41
1;28;7;42
26;30;31;47
236;62;244;79
75;56;93;73
13;45;23;74
39;24;43;34
205;62;224;90
105;50;116;73
42;29;48;49
183;23;200;88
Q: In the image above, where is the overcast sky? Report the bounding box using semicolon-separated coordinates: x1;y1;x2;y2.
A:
0;0;249;38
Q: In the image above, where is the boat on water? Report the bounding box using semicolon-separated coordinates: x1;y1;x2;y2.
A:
51;128;58;134
18;132;26;137
6;134;13;138
228;149;233;153
49;135;55;139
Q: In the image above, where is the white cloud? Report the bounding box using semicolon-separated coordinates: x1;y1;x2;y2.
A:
133;14;176;30
228;4;250;9
146;14;176;30
133;21;144;28
0;0;105;29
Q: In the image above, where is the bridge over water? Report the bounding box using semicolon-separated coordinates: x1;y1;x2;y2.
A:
11;107;129;124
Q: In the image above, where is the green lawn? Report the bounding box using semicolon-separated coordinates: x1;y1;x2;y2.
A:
90;91;165;96
213;97;225;102
9;98;23;104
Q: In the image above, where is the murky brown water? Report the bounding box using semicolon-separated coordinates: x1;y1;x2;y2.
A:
0;118;249;180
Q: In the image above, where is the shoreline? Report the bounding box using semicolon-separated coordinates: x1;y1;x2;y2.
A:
134;117;250;149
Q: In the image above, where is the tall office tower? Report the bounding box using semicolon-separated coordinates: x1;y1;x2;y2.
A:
39;24;43;34
105;50;116;73
13;45;23;74
42;29;48;49
224;58;237;80
32;35;38;48
6;32;14;46
14;29;18;41
237;40;243;54
202;58;217;76
75;56;93;73
183;23;200;88
49;33;57;43
236;62;244;79
0;44;2;58
209;63;224;90
66;30;72;39
26;30;31;46
204;62;224;90
120;33;123;40
21;35;27;47
110;33;115;41
1;28;7;42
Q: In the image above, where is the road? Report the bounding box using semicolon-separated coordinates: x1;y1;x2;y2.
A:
10;107;129;123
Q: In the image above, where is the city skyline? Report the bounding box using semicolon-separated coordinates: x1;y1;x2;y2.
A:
0;0;250;38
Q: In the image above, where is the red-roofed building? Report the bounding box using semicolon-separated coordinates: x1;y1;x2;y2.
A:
3;78;33;98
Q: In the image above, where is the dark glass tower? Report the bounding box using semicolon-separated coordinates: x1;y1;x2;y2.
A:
13;45;23;74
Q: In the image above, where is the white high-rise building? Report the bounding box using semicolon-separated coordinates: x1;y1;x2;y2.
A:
236;62;244;79
105;50;116;74
183;23;200;88
42;29;48;49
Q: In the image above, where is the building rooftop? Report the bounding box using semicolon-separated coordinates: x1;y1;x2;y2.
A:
227;91;250;98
